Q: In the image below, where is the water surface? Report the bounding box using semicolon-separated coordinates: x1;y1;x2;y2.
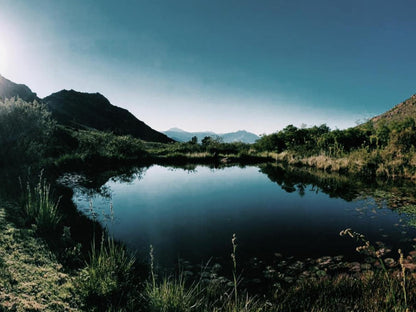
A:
69;165;416;266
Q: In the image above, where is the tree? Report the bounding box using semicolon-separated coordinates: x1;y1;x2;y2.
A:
201;136;213;147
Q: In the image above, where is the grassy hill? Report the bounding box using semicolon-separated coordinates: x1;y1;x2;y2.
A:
43;90;174;143
371;94;416;126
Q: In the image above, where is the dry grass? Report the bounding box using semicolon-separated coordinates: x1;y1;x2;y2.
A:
0;205;80;311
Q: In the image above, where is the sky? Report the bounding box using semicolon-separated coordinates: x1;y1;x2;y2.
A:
0;0;415;134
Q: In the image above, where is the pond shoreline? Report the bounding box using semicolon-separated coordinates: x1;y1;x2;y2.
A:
3;158;416;311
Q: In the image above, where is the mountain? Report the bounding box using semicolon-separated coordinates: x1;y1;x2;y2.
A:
221;130;260;144
371;94;416;126
164;128;259;144
164;129;215;142
43;90;174;143
0;74;39;102
0;74;173;143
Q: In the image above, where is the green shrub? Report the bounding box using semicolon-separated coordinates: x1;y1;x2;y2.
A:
78;236;137;310
0;97;55;166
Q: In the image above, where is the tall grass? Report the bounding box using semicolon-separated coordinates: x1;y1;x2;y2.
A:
231;233;238;310
340;228;411;311
145;235;270;312
146;274;203;312
78;235;137;310
22;172;61;233
146;245;203;311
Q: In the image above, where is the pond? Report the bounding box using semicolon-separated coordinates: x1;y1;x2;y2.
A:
64;164;416;268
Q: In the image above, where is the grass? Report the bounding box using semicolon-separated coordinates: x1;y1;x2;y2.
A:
22;172;61;234
146;275;203;312
145;235;272;312
0;205;80;311
5;167;416;311
143;229;416;312
77;235;138;311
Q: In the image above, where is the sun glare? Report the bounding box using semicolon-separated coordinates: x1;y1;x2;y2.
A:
0;43;8;73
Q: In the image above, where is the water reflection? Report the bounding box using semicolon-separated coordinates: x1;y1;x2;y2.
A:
63;164;416;267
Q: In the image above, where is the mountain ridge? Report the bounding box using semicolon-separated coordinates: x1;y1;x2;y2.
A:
0;74;39;102
0;75;173;143
43;89;174;143
163;128;259;144
371;94;416;126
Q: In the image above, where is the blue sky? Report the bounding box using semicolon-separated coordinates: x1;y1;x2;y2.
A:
0;0;415;134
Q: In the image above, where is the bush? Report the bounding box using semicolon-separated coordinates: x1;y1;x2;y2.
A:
74;130;147;161
0;97;55;166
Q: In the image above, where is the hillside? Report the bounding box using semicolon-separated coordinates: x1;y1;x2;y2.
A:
371;94;416;126
0;74;173;144
42;90;174;143
0;74;39;102
164;128;259;144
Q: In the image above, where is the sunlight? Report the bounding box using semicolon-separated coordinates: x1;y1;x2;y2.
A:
0;42;9;73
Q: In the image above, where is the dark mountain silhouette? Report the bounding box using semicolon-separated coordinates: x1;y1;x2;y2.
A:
371;94;416;126
43;90;174;143
0;74;173;143
0;74;39;102
164;128;259;144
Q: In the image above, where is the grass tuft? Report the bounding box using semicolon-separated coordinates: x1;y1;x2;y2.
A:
22;171;61;234
77;235;136;310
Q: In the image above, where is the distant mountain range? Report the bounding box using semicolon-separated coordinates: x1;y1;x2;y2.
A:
0;74;173;143
163;128;260;144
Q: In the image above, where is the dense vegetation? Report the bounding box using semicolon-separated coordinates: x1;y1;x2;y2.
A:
254;118;416;178
0;97;55;167
3;95;416;311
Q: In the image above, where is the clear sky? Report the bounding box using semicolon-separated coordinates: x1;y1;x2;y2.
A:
0;0;415;134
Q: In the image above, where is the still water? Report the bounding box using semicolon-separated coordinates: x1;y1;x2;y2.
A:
68;165;416;267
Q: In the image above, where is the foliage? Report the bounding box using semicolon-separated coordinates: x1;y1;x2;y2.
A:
52;128;149;169
254;118;416;178
0;97;55;166
77;236;138;311
74;130;147;160
22;172;61;234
